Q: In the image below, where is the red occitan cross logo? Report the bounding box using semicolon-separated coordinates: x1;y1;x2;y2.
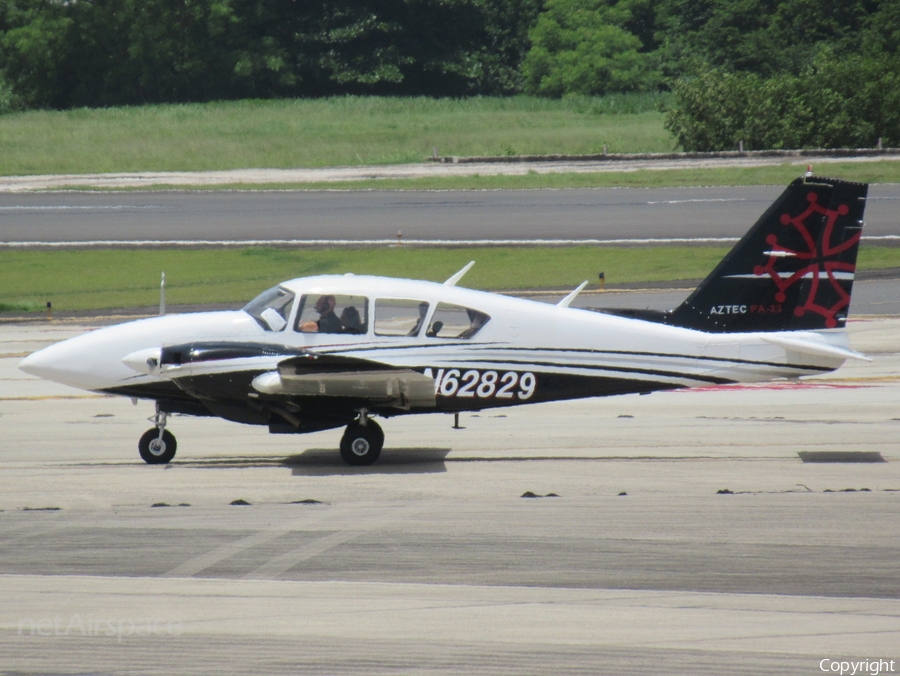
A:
753;191;859;328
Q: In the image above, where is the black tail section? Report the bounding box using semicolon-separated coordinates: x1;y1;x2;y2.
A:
667;175;868;333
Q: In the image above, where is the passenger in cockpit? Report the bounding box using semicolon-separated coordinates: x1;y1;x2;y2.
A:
340;306;364;334
408;302;429;336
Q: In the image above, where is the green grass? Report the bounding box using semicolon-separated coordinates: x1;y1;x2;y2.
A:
2;245;898;313
4;94;895;189
0;300;43;312
0;95;674;176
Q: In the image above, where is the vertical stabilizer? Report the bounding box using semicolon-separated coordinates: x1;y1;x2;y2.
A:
667;176;868;333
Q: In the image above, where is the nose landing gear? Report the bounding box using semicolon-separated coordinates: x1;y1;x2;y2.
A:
139;404;177;464
339;410;384;466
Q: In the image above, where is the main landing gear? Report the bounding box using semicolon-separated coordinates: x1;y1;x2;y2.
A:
135;404;383;467
340;410;384;466
139;403;177;464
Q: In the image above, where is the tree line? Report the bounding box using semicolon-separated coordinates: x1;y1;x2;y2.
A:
0;0;897;149
0;0;541;108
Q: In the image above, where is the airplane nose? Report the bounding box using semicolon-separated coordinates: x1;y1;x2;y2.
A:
19;347;59;380
18;336;124;390
19;310;259;391
19;345;82;382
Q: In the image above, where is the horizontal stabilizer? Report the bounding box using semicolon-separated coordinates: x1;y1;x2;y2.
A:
761;335;871;362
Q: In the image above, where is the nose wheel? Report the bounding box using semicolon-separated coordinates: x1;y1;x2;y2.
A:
139;428;177;464
340;417;384;466
139;404;177;464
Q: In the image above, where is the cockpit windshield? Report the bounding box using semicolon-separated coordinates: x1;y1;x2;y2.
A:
243;286;296;331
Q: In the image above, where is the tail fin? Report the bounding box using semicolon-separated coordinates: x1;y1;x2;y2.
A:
667;175;868;333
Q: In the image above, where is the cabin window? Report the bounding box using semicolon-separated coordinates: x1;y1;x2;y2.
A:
427;303;490;339
243;286;295;331
374;299;430;336
295;294;368;334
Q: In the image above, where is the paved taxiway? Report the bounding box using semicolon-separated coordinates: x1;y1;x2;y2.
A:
1;184;899;244
0;153;899;192
1;311;898;674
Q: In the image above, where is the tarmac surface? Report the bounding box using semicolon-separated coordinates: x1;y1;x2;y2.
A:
1;310;898;674
1;184;899;244
580;278;900;317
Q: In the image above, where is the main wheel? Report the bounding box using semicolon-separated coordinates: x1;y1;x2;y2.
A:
139;428;177;464
339;419;384;466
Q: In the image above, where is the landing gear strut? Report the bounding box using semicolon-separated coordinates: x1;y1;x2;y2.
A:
139;403;177;464
340;411;384;466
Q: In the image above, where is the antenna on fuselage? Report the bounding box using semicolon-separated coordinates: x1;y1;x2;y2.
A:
557;281;588;308
159;272;166;315
444;261;475;287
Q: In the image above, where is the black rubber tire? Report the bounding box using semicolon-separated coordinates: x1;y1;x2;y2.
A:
339;419;384;466
139;428;177;464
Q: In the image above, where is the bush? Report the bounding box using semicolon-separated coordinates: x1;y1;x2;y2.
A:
664;55;900;151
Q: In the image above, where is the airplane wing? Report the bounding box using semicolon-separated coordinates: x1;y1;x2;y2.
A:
123;342;436;416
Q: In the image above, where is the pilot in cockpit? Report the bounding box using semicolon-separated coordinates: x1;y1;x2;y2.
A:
299;295;343;333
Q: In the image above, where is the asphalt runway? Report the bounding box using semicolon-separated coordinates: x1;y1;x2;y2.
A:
1;315;898;674
1;184;899;244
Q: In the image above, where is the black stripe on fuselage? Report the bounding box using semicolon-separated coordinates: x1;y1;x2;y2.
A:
149;343;808;385
325;342;833;374
134;344;728;388
446;358;733;385
490;345;834;372
170;337;830;376
104;380;186;401
102;381;214;417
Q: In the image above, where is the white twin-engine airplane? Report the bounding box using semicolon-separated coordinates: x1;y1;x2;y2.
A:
21;175;869;466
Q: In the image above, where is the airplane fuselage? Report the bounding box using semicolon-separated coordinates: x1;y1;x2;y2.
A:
22;275;848;425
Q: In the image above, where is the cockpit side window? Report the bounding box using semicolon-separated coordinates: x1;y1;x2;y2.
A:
295;294;369;334
427;302;490;339
242;286;296;331
374;299;430;337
